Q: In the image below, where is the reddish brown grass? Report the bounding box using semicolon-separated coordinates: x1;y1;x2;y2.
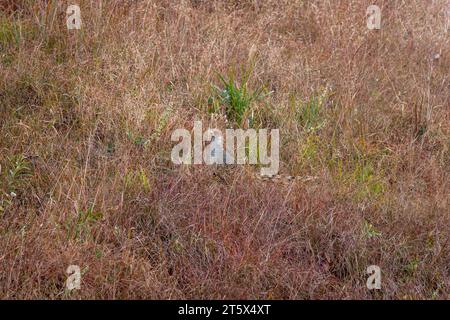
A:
0;0;449;299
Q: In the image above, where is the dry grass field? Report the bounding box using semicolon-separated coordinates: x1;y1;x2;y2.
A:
0;0;449;299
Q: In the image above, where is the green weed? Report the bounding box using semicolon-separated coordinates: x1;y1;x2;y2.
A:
296;89;329;132
363;220;382;238
0;155;32;214
65;206;103;242
212;67;267;126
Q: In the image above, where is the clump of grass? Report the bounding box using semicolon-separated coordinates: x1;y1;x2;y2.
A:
211;67;267;126
148;106;173;141
295;134;322;172
124;167;153;194
0;154;31;214
296;88;330;133
126;130;149;147
65;206;103;242
363;220;382;239
5;154;31;193
329;153;387;202
0;15;37;62
0;17;22;51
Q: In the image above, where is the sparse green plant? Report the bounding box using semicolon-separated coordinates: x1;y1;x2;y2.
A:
65;206;103;241
123;168;152;192
126;129;149;146
405;258;420;276
149;106;173;140
296;89;329;132
77;206;103;224
139;168;151;192
0;17;22;51
0;155;31;214
363;220;382;239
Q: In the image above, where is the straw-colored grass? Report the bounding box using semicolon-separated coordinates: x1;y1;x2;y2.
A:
0;0;448;299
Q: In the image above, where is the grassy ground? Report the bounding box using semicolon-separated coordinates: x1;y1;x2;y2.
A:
0;0;449;299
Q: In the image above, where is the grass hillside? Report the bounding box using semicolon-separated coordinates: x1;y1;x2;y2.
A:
0;0;449;299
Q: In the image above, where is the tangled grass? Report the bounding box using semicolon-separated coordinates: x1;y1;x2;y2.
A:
0;0;448;299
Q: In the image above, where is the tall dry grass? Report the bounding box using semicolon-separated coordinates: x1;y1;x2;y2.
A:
0;0;449;299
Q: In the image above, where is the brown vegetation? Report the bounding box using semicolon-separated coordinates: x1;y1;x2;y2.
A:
0;0;449;299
